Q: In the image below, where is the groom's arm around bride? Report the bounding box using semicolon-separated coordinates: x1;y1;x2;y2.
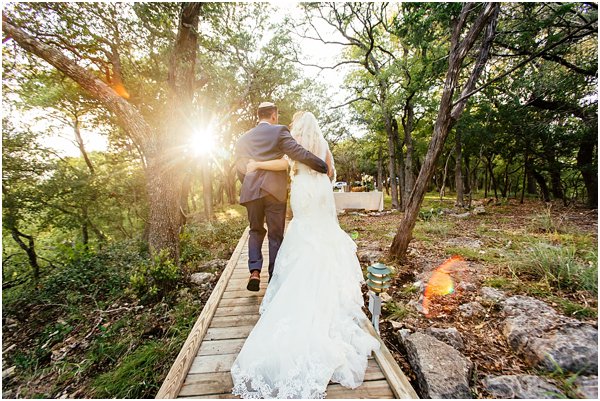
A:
234;103;327;206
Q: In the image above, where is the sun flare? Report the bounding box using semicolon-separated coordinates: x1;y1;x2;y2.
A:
190;128;216;156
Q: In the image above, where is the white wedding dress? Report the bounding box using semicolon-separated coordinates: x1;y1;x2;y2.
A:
231;125;379;399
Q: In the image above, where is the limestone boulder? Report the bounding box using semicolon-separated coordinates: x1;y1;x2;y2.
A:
482;374;564;398
398;331;473;398
503;296;598;374
424;327;465;351
480;286;507;303
200;259;229;271
459;301;486;318
190;272;215;286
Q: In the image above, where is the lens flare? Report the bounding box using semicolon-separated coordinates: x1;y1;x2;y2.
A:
111;83;130;99
422;255;465;316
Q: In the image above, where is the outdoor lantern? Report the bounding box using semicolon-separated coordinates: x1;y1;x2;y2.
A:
366;263;392;333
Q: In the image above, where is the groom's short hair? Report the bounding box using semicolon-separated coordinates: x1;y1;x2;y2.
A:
257;102;277;120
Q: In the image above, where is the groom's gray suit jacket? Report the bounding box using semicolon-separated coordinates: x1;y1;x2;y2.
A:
235;122;328;205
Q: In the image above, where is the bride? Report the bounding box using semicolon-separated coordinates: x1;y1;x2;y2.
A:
230;111;379;399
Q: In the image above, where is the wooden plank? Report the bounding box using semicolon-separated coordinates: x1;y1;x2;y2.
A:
181;357;384;396
198;339;246;356
222;290;265;299
210;314;260;328
225;280;268;292
213;304;260;317
326;379;395;399
179;372;233;397
361;320;419;399
364;358;386;381
230;272;269;279
188;353;237;374
179;379;394;399
204;325;254;341
156;228;250;399
219;297;263;307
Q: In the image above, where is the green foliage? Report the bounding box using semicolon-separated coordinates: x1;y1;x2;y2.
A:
91;340;167;398
179;217;247;269
418;207;444;222
129;250;180;302
383;301;411;321
511;242;597;295
528;208;570;233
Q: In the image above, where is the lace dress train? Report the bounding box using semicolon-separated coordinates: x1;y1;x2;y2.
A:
231;170;379;399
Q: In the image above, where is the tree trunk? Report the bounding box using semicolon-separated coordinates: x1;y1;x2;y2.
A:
377;146;384;192
384;115;400;209
527;170;538;195
402;97;415;207
180;172;192;217
540;139;565;204
576;127;598;208
531;168;551;202
455;130;464;207
389;3;499;260
394;118;405;210
486;155;499;200
440;150;453;200
73;116;95;174
464;154;472;208
202;157;214;221
10;227;40;281
224;161;238;205
520;153;528;204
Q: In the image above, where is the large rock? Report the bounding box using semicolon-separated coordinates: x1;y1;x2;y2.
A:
575;376;598;399
482;375;564;398
480;286;507;303
472;206;486;215
200;259;228;271
459;302;486;318
398;331;473;398
357;249;383;264
424;327;465;351
503;296;598;374
190;272;215;286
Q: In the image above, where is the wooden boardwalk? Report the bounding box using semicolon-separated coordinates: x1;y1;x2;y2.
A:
157;228;418;399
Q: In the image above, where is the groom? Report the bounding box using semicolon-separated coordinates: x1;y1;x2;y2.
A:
235;102;328;291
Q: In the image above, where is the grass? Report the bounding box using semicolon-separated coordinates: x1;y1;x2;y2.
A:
418;219;455;236
91;340;168;398
445;246;502;263
509;242;597;295
384;301;411;321
527;206;572;234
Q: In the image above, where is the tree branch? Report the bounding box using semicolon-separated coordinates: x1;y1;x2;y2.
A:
2;13;152;151
452;16;598;106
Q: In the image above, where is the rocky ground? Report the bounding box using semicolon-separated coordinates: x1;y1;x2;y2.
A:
339;198;598;399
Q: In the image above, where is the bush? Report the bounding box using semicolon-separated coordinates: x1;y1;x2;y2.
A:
3;241;143;319
129;250;180;302
179;218;247;268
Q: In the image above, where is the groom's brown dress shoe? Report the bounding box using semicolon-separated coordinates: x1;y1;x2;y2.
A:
247;270;260;292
